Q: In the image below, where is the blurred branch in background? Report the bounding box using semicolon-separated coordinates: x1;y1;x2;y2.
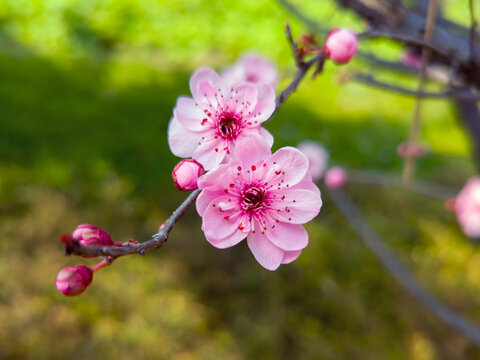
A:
327;186;480;346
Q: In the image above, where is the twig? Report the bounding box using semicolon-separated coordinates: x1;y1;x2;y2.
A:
347;169;458;200
359;30;449;59
353;74;480;102
469;0;478;62
327;186;480;346
402;0;438;185
274;54;325;113
69;189;201;258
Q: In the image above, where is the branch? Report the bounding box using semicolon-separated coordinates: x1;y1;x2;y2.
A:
68;189;201;258
455;98;480;171
347;169;458;200
470;0;478;62
353;74;480;102
327;186;480;346
274;54;325;113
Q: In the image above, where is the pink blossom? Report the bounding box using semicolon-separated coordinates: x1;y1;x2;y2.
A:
221;54;278;89
55;265;93;296
196;137;322;270
401;50;422;69
298;141;329;181
325;28;358;65
397;142;428;158
455;177;480;238
168;68;276;170
324;166;347;189
172;159;205;191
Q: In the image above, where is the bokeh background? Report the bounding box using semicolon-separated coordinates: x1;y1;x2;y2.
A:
1;0;479;359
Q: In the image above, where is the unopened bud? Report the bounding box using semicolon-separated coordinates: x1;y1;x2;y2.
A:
72;224;113;257
397;142;427;158
325;28;358;65
55;265;93;296
172;159;205;191
324;166;348;189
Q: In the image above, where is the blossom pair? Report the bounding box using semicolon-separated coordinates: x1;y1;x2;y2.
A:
168;55;322;270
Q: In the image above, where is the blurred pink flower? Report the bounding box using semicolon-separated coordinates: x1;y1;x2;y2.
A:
325;28;358;65
401;50;422;69
172;159;205;191
221;54;278;89
455;177;480;238
397;142;428;158
55;265;93;296
298;141;329;181
196;136;322;270
168;68;276;170
324;166;347;189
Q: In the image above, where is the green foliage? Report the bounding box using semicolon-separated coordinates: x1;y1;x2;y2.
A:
0;0;479;359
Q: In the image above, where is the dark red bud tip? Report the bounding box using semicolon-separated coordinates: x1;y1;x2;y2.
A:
55;265;93;296
60;233;75;254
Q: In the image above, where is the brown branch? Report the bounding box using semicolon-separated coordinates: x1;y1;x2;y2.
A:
274;54;325;114
327;186;480;347
402;0;439;185
470;0;478;62
68;189;201;258
353;74;480;102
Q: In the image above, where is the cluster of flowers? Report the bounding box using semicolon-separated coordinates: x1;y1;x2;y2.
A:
55;26;480;296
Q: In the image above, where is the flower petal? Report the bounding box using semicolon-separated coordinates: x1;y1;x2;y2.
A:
206;228;247;249
196;188;225;216
193;137;227;170
247;230;284;271
282;250;301;264
229;83;257;115
290;174;321;195
266;147;309;187
251;84;276;123
202;196;242;239
174;97;208;132
270;189;322;224
167;117;200;158
263;222;308;251
190;67;227;101
257;127;274;148
233;136;272;169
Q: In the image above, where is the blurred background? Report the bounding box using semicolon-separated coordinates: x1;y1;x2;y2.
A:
1;0;479;359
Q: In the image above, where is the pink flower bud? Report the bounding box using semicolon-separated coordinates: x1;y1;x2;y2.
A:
324;166;347;189
325;28;358;65
455;177;480;238
401;50;422;69
397;142;428;158
55;265;93;296
172;159;205;191
73;224;113;247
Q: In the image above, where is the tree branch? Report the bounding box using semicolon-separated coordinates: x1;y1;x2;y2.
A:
347;169;458;200
327;186;480;346
353;74;480;102
68;189;201;258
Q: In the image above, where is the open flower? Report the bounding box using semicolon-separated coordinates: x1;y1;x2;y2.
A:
221;54;278;89
455;177;480;238
168;68;276;170
196;136;322;270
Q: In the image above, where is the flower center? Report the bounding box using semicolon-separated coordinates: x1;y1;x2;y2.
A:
241;186;267;213
217;113;241;139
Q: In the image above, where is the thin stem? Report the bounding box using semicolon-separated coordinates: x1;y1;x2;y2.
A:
402;0;438;185
470;0;477;61
347;168;457;200
70;189;201;258
327;186;480;346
